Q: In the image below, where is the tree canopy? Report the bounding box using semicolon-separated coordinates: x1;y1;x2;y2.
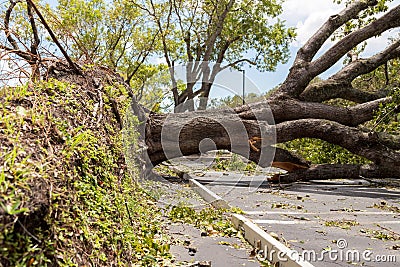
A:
135;0;295;110
1;0;295;111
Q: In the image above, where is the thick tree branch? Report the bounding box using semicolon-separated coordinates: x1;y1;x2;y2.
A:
376;131;400;151
26;0;41;79
145;110;309;170
236;98;387;127
278;2;400;99
276;164;400;183
300;39;400;102
0;44;34;60
300;83;386;103
333;39;400;82
275;119;400;166
145;108;269;165
145;106;400;169
309;4;400;79
26;1;40;56
295;0;378;63
4;0;20;51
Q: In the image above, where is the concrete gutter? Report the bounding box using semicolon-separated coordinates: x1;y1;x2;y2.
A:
188;178;230;209
231;214;314;267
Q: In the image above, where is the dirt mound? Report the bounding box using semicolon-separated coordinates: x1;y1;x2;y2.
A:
0;63;172;266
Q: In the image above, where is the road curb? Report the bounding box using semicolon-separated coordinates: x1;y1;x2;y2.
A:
179;170;314;267
187;178;230;209
231;214;314;267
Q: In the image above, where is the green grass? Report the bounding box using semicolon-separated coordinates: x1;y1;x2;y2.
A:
211;153;257;173
167;203;238;237
0;70;173;266
324;219;359;230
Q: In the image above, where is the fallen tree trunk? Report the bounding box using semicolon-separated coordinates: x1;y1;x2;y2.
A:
272;164;400;183
144;107;399;176
140;1;400;181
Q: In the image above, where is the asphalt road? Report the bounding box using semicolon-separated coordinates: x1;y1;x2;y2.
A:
187;168;400;267
161;153;400;267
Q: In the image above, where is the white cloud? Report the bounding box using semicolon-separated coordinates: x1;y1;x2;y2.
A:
280;0;400;52
282;0;341;23
280;0;344;47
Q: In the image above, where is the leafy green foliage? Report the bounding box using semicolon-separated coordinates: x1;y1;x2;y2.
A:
167;204;238;237
1;0;294;109
360;228;400;241
0;74;173;266
150;0;296;71
137;0;295;108
373;202;400;213
280;138;370;165
211;153;258;173
42;0;158;90
324;219;359;230
55;0;106;59
333;0;394;40
132;64;174;111
373;86;400;134
349;58;400;134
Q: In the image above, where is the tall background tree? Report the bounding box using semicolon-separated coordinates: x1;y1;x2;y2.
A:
50;0;160;91
135;0;296;111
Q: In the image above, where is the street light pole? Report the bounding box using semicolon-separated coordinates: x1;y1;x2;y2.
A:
239;69;245;105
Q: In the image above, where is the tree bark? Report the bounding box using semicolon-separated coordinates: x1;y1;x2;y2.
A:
272;164;400;183
144;104;400;176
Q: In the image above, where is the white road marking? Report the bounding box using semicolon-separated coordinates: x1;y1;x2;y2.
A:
253;219;312;224
244;211;396;215
253;219;400;225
